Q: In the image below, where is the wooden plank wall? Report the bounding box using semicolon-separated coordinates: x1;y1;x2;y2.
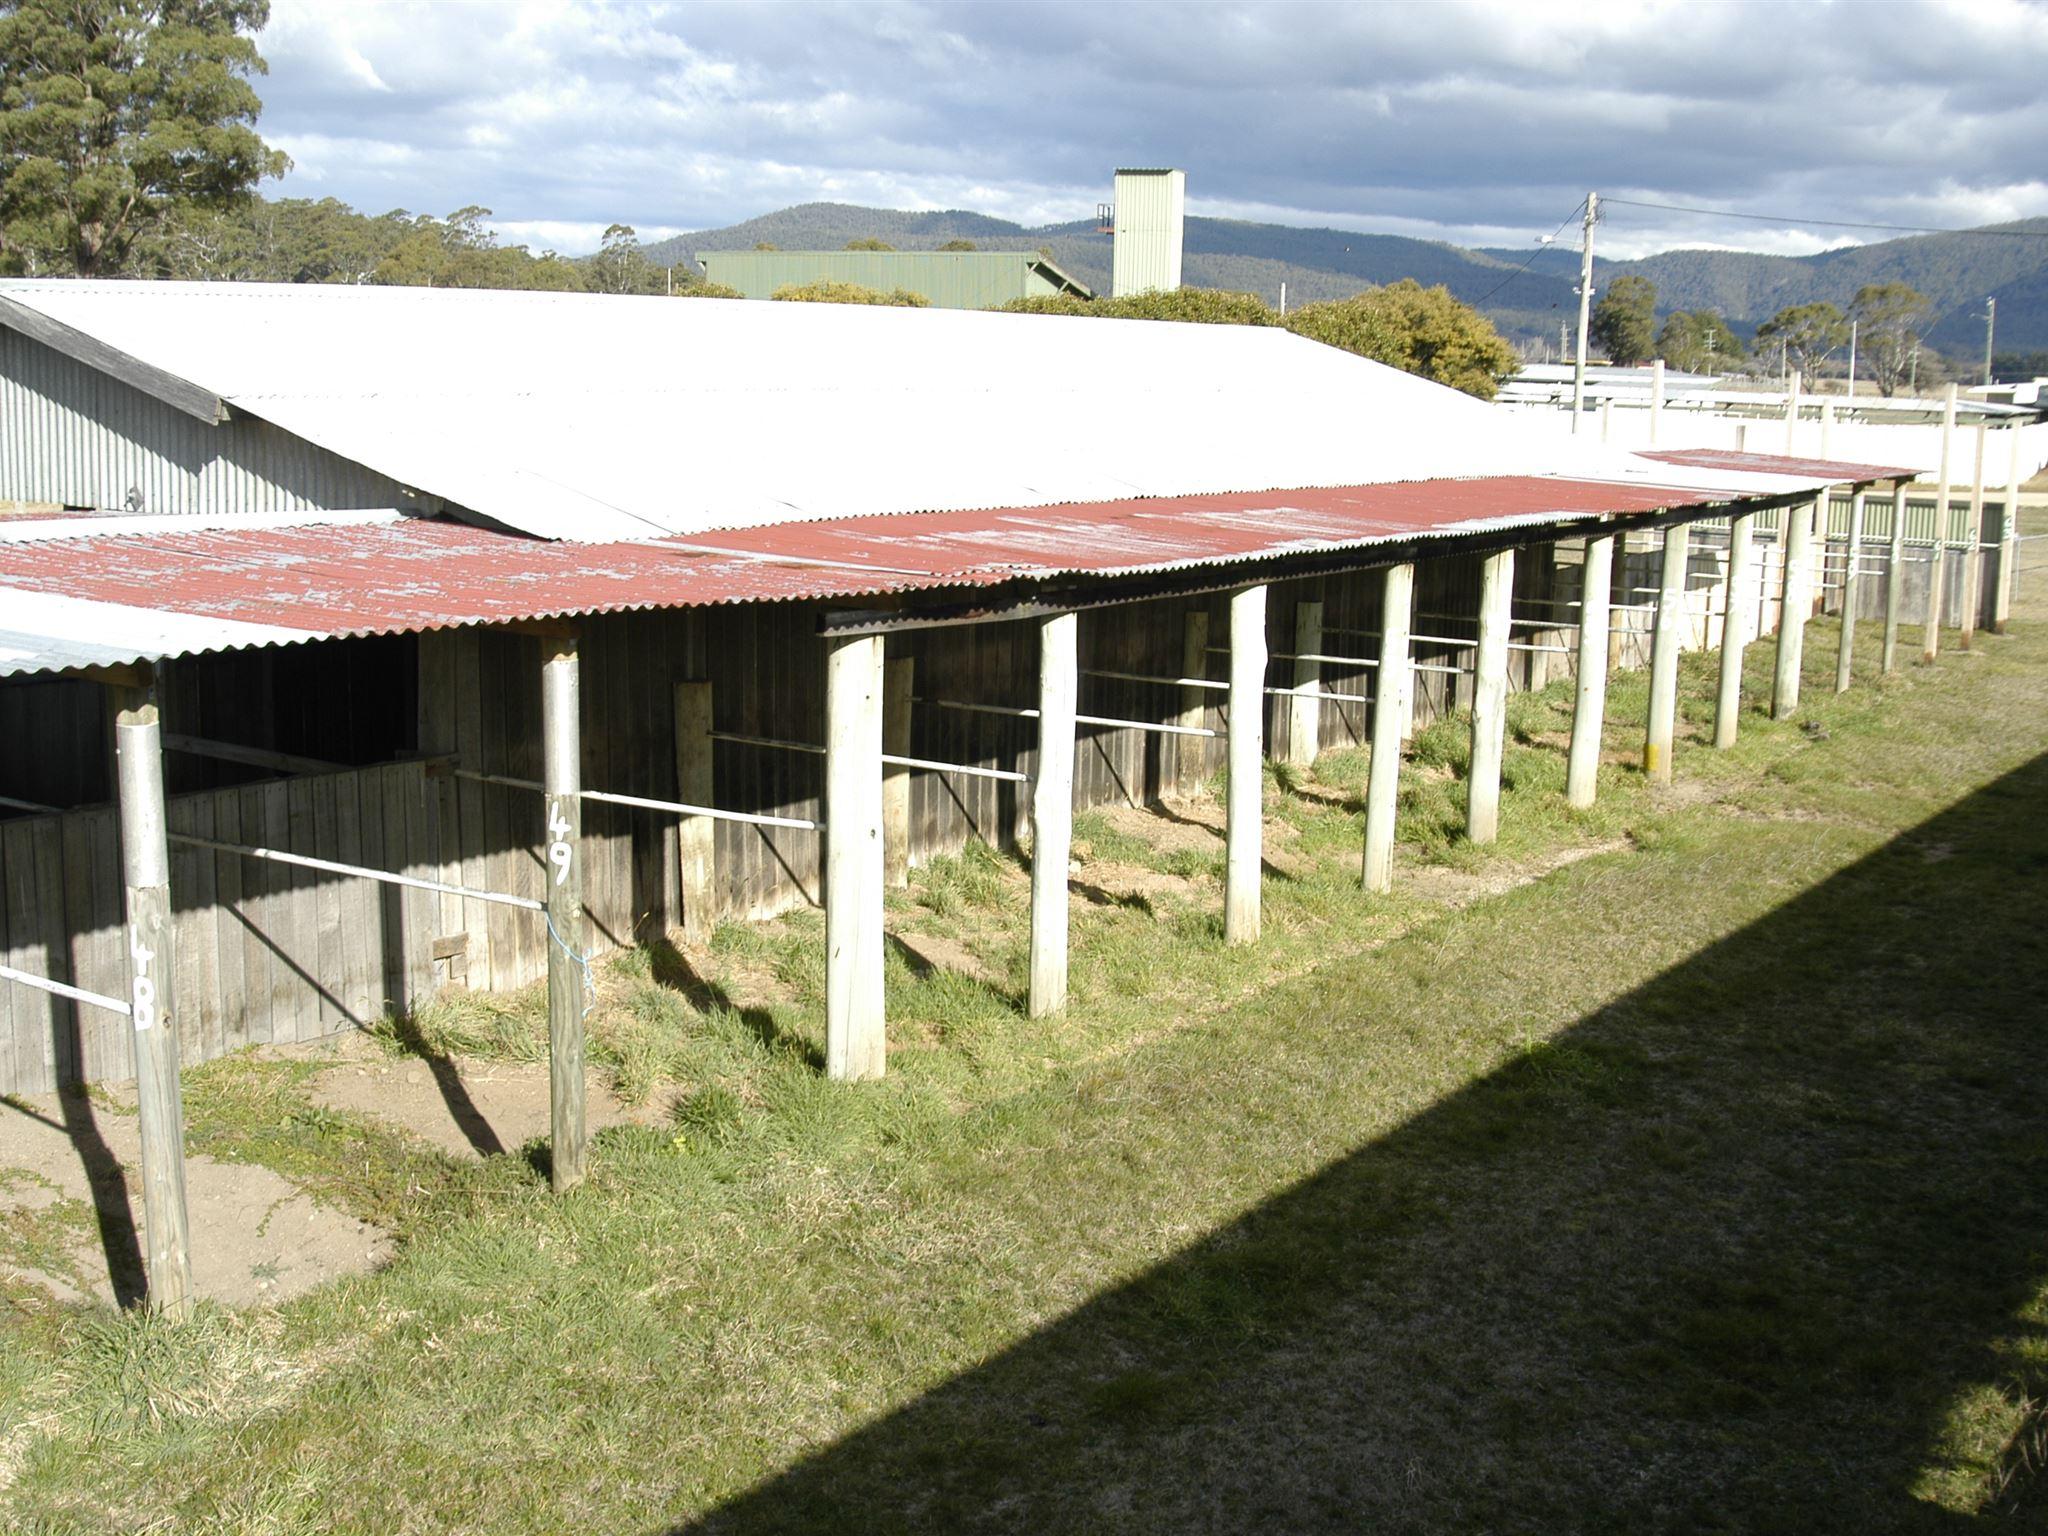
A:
0;761;451;1096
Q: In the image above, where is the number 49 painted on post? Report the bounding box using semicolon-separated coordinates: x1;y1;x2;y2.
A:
547;799;573;886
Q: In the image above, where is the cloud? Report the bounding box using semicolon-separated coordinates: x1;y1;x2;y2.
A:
252;0;2048;257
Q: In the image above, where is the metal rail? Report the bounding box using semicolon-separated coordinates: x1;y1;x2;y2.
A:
0;962;131;1017
710;730;824;756
1259;650;1465;678
918;697;1220;738
886;753;1027;784
1082;666;1372;704
453;768;822;832
1081;666;1228;691
707;730;1024;783
167;831;546;911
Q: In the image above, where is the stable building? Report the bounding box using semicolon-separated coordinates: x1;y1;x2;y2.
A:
0;279;1950;1310
695;249;1093;308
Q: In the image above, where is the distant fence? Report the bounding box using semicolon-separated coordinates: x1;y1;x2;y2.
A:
1495;405;2048;487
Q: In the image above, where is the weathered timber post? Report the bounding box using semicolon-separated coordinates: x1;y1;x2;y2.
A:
1961;422;1988;649
825;634;886;1080
1608;533;1629;673
1996;428;2022;633
1393;581;1419;747
1883;482;1907;672
1714;513;1757;747
674;680;716;946
1175;610;1210;795
1772;496;1818;719
1565;534;1613;808
1648;359;1665;447
1467;548;1514;843
882;657;915;887
114;679;193;1315
1644;525;1690;784
1286;598;1323;768
1028;614;1077;1016
1226;584;1267;945
540;636;587;1192
1836;491;1867;693
1363;562;1414;893
1925;383;1957;663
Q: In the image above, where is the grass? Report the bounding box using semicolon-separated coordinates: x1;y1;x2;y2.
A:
4;563;2048;1531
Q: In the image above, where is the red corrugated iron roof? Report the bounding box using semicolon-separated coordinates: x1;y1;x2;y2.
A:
1638;449;1916;483
0;477;1735;651
678;477;1725;574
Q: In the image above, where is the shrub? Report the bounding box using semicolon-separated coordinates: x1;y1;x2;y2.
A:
771;280;931;307
1285;280;1517;399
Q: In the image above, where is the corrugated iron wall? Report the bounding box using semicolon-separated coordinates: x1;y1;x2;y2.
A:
0;328;406;515
1111;169;1186;297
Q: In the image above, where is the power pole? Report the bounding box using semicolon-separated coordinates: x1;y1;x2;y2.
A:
1846;319;1858;402
1984;297;1996;386
1571;191;1598;435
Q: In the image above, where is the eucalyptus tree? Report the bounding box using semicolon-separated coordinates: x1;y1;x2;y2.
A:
0;0;287;276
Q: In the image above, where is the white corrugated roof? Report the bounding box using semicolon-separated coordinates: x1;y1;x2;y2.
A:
0;589;322;676
0;280;1834;545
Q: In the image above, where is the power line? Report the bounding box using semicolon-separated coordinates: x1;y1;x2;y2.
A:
1600;197;2048;240
1471;198;1587;307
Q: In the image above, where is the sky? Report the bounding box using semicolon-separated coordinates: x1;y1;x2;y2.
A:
253;0;2048;260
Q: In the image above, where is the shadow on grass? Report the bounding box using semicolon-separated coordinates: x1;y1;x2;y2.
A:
383;1014;507;1158
648;939;824;1071
679;754;2048;1532
0;1088;147;1306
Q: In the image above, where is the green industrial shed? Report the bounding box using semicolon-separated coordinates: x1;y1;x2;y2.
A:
697;249;1093;308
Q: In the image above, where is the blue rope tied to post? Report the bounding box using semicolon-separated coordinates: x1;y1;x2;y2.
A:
543;907;594;1019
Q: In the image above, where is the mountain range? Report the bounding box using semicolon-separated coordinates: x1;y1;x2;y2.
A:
641;206;2048;359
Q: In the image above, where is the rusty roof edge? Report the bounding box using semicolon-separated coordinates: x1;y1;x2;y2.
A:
1634;449;1921;486
818;492;1805;635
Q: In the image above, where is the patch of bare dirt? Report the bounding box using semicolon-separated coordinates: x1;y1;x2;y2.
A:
308;1057;663;1160
1099;799;1225;854
1647;776;1722;810
0;1092;390;1309
1076;861;1189;905
892;930;997;984
1399;839;1629;911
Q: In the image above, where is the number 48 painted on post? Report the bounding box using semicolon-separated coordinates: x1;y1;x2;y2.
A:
547;799;573;886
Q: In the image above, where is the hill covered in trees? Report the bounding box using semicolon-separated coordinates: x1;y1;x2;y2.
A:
1598;219;2048;353
642;205;1578;342
77;188;2048;367
652;204;2048;358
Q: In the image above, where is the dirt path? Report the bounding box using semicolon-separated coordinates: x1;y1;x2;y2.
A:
305;1045;667;1159
0;1091;391;1309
